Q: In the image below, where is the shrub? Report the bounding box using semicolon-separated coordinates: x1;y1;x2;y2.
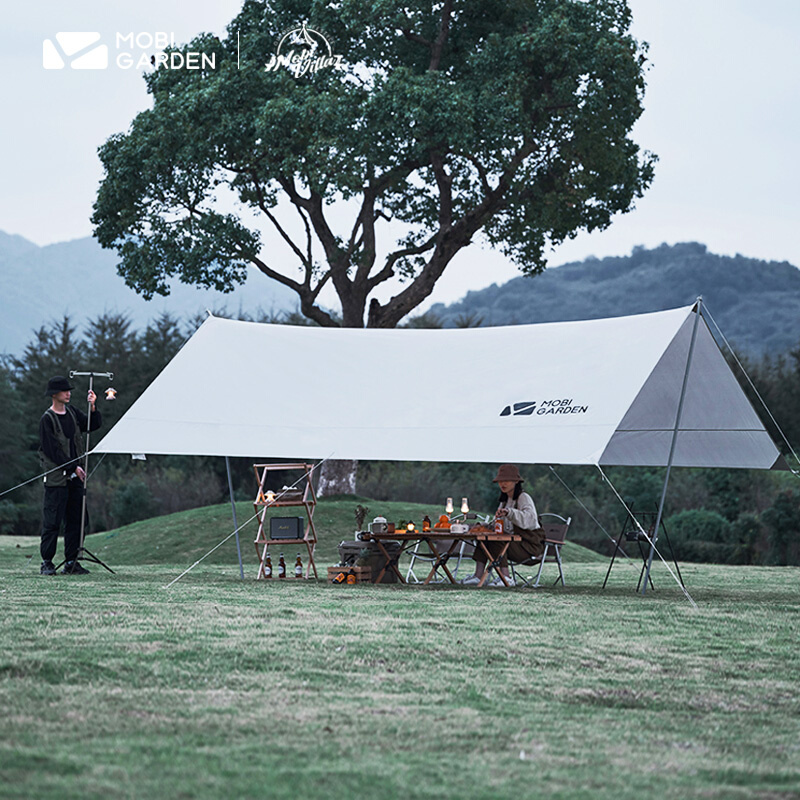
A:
666;509;734;563
110;479;157;527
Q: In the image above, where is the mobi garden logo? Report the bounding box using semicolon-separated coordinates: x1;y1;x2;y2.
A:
500;399;590;417
43;32;217;71
265;23;344;77
43;32;108;69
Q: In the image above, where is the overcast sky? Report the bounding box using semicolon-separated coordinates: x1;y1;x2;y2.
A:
2;0;798;309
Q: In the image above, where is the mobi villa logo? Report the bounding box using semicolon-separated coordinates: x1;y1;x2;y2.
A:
265;23;344;77
43;32;217;71
500;399;590;417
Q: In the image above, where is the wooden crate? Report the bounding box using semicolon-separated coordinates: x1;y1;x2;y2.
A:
327;565;372;584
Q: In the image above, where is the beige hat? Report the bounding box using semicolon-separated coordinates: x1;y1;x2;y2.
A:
492;464;523;483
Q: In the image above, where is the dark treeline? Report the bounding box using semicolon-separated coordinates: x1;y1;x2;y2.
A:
2;313;799;565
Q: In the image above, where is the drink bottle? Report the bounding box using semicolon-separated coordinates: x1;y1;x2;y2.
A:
494;513;504;535
264;553;273;579
346;569;356;584
294;553;303;578
278;553;286;579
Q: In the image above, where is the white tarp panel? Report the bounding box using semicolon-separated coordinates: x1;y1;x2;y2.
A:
93;304;783;469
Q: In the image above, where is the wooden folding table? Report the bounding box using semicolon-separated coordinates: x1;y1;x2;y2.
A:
367;530;521;586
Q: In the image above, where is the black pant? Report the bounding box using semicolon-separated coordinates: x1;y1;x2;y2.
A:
41;482;85;562
473;529;545;567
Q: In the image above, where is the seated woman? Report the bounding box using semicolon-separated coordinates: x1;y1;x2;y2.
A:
461;464;545;587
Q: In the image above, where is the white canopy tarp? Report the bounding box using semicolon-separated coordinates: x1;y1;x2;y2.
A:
93;303;784;469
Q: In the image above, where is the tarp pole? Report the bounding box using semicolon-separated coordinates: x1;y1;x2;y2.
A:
226;456;245;580
642;298;703;595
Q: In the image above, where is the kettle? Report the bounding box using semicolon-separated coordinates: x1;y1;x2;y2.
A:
370;515;388;535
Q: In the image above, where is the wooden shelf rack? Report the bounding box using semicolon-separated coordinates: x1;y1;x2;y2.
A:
253;462;318;580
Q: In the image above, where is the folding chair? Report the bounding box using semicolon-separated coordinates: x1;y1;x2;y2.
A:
405;538;475;583
510;513;571;588
406;539;448;583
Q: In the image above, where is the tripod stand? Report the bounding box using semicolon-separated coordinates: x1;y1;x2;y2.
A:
54;370;116;574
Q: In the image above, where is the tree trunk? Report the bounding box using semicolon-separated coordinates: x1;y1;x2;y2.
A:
317;459;358;497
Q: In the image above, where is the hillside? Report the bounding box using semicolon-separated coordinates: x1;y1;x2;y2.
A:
428;242;800;355
4;235;799;358
74;497;607;569
0;230;296;357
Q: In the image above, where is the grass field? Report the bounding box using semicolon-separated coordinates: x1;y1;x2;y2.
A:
1;499;799;799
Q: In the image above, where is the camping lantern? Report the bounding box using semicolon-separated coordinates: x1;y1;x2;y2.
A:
445;497;454;514
461;497;469;514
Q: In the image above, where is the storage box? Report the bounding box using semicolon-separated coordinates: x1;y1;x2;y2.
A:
327;565;372;584
337;540;402;584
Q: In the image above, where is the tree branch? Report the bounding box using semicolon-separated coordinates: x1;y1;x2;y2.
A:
352;190;376;287
279;177;344;272
249;172;311;273
371;139;537;327
240;249;303;295
245;250;338;328
430;148;453;233
398;10;432;48
461;152;492;196
366;233;438;293
430;0;453;71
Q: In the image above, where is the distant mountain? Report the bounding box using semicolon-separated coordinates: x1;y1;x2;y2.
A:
0;231;297;357
5;235;798;358
428;242;800;355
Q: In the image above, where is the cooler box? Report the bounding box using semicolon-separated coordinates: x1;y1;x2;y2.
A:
337;540;402;584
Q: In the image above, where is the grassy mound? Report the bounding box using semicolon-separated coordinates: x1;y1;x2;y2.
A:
53;497;609;571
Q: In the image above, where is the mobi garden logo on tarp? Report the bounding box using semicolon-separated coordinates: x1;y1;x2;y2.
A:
500;399;589;417
43;32;217;71
265;23;344;77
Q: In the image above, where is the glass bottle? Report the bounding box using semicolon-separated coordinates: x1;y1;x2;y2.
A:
294;553;303;578
278;553;286;579
494;513;504;535
264;553;273;579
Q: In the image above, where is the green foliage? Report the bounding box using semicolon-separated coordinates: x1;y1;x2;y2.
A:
3;310;798;568
0;363;32;495
761;488;800;565
92;0;654;328
109;479;157;527
666;509;734;563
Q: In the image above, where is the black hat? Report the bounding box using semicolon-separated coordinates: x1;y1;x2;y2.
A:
45;376;73;396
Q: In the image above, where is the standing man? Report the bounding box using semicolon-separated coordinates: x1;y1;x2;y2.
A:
38;376;102;575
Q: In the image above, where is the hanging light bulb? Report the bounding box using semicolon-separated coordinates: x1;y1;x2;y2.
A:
445;497;454;514
461;497;469;514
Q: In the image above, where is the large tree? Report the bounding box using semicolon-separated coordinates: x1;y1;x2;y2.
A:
93;0;655;328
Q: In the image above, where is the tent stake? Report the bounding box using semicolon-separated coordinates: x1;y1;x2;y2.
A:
226;456;245;580
642;298;703;594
